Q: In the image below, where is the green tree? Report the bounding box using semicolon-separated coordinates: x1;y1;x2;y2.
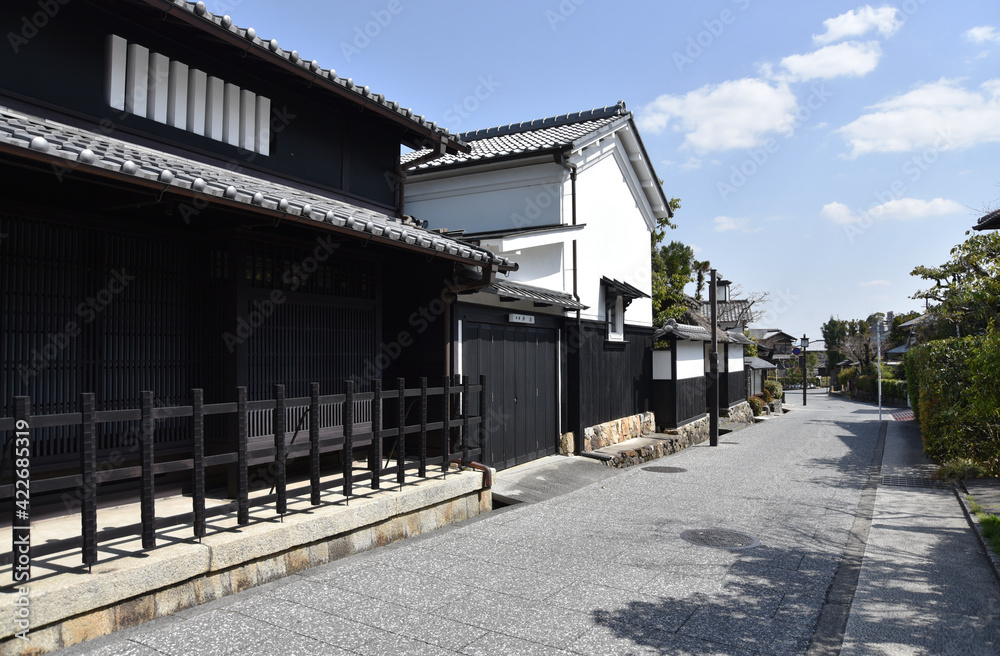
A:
652;240;695;326
911;231;1000;336
821;316;848;366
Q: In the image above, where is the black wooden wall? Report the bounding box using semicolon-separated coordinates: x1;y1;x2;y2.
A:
576;322;653;430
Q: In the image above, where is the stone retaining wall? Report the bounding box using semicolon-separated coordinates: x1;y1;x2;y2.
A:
606;415;710;468
726;401;754;425
0;472;489;656
579;412;655;453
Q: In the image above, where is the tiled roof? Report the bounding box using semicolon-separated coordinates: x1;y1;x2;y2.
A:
974;208;1000;231
0;105;514;271
701;300;753;324
148;1;465;151
726;331;754;345
401;103;629;170
654;319;711;342
744;356;777;370
487;280;587;310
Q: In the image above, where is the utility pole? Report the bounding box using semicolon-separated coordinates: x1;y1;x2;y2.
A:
800;334;809;407
709;269;719;447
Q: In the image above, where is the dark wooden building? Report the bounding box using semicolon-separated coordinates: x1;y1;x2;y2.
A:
0;0;515;477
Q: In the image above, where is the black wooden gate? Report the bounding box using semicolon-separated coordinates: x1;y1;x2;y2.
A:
462;321;557;470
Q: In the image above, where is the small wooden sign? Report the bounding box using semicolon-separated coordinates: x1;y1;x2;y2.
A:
508;313;535;325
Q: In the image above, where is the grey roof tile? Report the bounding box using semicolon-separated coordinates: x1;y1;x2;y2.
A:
0;104;513;271
402;103;629;170
653;319;712;342
701;300;753;324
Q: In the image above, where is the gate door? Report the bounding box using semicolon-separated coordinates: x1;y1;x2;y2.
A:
463;321;558;470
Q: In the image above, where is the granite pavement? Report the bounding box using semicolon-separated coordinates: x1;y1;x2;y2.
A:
51;390;1000;655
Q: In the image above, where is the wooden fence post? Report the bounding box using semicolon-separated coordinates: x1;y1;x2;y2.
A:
237;386;249;525
369;379;382;490
396;378;406;486
140;391;155;549
441;376;450;477
191;389;205;539
80;393;97;566
419;377;427;478
309;383;320;505
343;380;353;499
273;384;286;516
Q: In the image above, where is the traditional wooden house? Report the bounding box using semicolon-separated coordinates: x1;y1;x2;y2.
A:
402;103;671;467
0;0;514;492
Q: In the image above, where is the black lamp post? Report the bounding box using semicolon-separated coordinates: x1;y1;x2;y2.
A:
800;334;809;407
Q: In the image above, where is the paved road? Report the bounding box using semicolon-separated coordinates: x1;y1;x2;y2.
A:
59;391;1000;655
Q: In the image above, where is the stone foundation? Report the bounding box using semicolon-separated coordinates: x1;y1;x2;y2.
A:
726;401;754;425
582;412;655;452
606;415;709;467
0;472;490;656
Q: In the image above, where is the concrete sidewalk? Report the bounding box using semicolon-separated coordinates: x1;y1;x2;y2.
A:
839;419;1000;656
44;391;1000;655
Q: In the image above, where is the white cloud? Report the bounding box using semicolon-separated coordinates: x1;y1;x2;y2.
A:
821;197;965;224
713;216;761;233
820;201;856;224
859;279;891;287
965;25;1000;44
813;5;901;45
838;78;1000;157
637;78;798;152
680;157;703;171
781;41;882;81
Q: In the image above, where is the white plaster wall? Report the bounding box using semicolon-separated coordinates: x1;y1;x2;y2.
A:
574;150;653;327
676;341;705;380
728;344;744;373
495;243;565;291
405;162;565;234
652;350;672;380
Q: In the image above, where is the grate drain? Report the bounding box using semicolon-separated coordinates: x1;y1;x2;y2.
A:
643;466;687;473
880;475;952;489
680;529;760;550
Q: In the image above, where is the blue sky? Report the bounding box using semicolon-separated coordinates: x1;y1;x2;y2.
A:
206;0;999;343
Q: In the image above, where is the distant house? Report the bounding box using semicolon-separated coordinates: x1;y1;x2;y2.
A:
404;102;672;466
748;329;797;376
651;300;752;435
700;279;754;331
974;208;1000;231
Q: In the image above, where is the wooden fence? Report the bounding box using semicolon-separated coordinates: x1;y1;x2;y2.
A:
1;375;486;573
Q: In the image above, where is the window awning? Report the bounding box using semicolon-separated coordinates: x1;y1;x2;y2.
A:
601;277;649;301
485;280;588;310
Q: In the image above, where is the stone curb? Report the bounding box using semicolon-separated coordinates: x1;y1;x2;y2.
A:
956;484;1000;589
0;470;489;654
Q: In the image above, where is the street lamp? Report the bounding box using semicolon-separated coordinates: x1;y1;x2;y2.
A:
875;319;885;421
800;334;809;407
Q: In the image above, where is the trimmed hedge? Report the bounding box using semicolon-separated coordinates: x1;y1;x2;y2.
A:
905;329;1000;475
748;396;764;417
